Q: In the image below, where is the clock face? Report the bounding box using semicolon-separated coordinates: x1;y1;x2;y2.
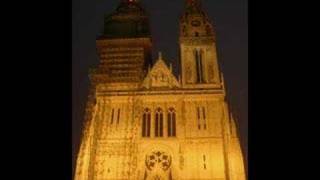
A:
191;20;201;27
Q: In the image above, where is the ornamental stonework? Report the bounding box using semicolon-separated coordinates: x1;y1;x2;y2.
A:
74;1;246;180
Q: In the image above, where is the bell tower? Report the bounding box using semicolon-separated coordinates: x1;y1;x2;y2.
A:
179;0;221;88
74;1;247;180
95;0;152;84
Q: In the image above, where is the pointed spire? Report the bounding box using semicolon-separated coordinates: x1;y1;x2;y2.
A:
186;0;201;7
158;51;162;60
185;0;203;14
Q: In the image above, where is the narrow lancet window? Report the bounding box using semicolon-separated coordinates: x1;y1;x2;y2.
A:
117;109;120;124
147;111;151;137
199;50;205;83
195;49;205;83
167;113;171;136
168;108;176;137
160;113;163;137
142;113;146;137
172;112;176;136
155;108;163;137
111;109;114;124
142;108;151;137
195;50;201;83
197;107;201;129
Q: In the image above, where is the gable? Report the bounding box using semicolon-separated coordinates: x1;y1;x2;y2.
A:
142;56;180;89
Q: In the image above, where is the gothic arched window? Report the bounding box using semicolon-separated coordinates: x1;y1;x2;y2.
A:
155;108;163;137
196;106;207;130
195;49;204;83
142;108;151;137
167;108;176;137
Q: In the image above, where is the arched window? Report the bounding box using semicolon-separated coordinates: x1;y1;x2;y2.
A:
199;49;204;82
167;108;176;137
142;108;151;137
195;49;204;83
155;108;163;137
196;106;207;130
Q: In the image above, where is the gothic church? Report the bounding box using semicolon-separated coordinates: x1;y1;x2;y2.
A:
74;0;246;179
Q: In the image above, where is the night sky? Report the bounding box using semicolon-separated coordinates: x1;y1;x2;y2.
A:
72;0;247;175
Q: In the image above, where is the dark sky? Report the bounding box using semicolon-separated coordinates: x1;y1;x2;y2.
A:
72;0;247;175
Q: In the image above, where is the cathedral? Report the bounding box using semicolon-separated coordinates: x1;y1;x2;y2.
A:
74;0;246;179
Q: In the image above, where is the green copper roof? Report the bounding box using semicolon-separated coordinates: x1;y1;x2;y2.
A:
103;1;150;39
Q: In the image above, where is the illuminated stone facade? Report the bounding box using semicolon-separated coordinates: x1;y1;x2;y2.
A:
74;0;246;179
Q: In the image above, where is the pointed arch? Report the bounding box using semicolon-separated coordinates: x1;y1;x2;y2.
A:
155;108;164;137
199;49;205;83
167;108;176;137
142;108;151;137
194;49;200;83
194;48;205;83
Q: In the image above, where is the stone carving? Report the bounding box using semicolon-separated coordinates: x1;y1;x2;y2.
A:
145;151;172;172
180;37;215;45
142;57;180;89
75;1;247;180
151;71;169;86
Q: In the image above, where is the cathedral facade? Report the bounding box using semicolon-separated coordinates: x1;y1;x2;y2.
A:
74;0;246;180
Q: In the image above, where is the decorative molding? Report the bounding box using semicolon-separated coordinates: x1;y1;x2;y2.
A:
142;57;180;89
180;37;215;45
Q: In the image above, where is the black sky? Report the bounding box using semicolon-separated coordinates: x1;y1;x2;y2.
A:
72;0;247;175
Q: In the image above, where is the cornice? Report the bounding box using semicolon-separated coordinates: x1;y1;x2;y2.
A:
96;88;225;97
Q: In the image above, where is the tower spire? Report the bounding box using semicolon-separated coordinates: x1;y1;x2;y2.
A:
184;0;203;15
186;0;201;7
121;0;138;4
158;51;162;59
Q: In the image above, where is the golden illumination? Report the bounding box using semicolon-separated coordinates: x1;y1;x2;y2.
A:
74;0;246;179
